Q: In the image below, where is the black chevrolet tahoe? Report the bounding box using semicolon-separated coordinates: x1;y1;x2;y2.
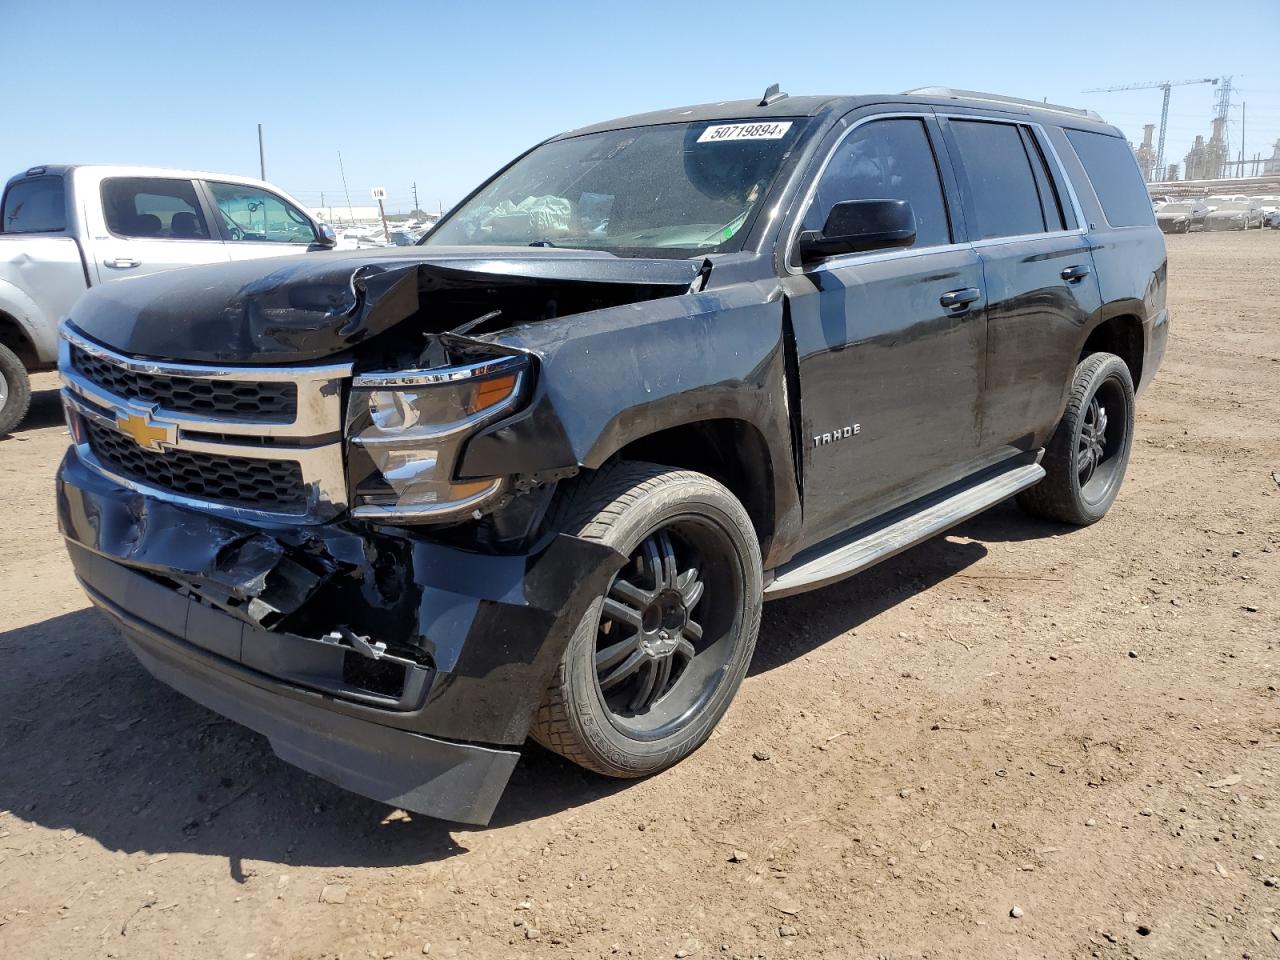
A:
56;87;1168;824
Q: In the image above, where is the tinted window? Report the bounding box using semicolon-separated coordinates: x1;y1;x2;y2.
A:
1020;127;1068;231
102;178;211;239
1;176;66;233
802;117;950;248
950;120;1047;239
1065;129;1156;228
208;182;316;244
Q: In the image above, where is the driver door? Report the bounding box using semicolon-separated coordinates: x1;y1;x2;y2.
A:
201;180;321;262
780;113;987;549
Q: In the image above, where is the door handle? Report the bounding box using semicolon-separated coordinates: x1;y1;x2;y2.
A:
939;287;982;312
1061;264;1091;283
104;258;140;269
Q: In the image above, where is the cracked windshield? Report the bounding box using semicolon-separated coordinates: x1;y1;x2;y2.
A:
424;119;807;257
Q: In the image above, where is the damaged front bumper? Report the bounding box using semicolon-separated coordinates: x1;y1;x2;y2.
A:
57;448;622;825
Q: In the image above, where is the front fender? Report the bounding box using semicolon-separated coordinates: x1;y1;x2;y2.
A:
458;282;801;550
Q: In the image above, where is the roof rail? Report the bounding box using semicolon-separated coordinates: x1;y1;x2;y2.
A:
903;86;1105;122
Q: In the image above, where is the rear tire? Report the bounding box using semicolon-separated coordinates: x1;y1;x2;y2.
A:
1016;352;1135;526
531;461;763;778
0;344;32;436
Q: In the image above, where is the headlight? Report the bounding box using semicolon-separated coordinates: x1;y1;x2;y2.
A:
346;354;529;521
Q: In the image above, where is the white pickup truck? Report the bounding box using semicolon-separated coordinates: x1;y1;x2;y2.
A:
0;164;337;433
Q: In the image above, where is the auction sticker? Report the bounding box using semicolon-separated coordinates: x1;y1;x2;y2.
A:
697;121;793;143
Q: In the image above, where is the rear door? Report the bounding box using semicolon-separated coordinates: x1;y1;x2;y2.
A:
781;113;987;548
90;175;230;284
202;180;320;262
938;115;1103;452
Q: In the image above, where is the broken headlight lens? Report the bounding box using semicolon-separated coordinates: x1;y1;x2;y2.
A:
346;355;528;521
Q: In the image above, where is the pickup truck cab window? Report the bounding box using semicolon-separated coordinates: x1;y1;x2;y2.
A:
101;177;211;240
207;181;316;244
948;119;1056;239
799;117;951;249
424;119;808;258
1;175;66;233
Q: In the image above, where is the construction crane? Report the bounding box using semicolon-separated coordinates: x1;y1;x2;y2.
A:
1082;78;1218;180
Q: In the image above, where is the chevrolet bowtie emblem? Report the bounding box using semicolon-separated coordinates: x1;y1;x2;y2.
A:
115;410;176;452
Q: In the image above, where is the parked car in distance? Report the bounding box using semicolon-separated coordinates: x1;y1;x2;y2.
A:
1252;195;1279;218
1150;194;1172;211
1204;199;1264;230
1267;208;1280;229
56;87;1168;824
0;165;336;433
1156;200;1208;233
1204;194;1248;209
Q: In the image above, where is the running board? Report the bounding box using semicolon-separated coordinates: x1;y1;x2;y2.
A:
764;460;1045;600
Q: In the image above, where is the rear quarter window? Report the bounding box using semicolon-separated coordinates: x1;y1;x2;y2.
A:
1065;129;1155;228
1;176;67;234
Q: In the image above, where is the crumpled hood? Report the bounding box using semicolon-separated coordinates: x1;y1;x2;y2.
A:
68;246;703;364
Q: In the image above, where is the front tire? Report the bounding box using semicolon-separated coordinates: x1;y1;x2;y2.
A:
531;461;763;778
0;344;32;436
1017;352;1135;526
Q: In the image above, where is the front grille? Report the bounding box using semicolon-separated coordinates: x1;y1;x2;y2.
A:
72;345;297;422
85;419;306;512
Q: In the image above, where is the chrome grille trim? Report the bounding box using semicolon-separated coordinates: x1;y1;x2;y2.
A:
60;324;350;439
59;321;350;524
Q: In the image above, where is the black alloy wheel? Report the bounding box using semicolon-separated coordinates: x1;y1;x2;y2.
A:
593;518;741;739
1016;351;1135;526
531;462;763;778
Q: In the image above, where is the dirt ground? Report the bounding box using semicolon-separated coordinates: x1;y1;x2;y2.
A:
1;230;1277;960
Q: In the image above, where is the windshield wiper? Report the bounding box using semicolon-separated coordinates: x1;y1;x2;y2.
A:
528;240;557;247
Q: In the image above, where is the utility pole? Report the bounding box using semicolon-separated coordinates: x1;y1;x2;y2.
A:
412;181;420;214
338;151;355;224
1239;101;1246;170
257;124;266;180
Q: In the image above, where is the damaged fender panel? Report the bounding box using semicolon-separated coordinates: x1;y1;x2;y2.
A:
462;279;805;563
57;448;625;746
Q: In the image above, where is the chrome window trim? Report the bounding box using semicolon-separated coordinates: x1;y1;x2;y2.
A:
783;110;1091;277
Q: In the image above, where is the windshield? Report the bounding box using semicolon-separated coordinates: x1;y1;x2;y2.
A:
423;119;809;257
1160;203;1192;213
1212;202;1249;211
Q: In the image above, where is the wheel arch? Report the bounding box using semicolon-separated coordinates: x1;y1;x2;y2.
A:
0;308;40;368
0;278;56;368
1079;312;1143;391
609;418;779;556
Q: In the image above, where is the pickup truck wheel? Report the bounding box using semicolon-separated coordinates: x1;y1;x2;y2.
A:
531;462;763;778
1016;351;1135;526
0;344;32;436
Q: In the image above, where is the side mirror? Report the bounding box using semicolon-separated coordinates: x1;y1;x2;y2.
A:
797;199;917;263
315;222;337;249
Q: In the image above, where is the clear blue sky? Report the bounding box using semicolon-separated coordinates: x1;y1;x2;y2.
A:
6;0;1278;214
